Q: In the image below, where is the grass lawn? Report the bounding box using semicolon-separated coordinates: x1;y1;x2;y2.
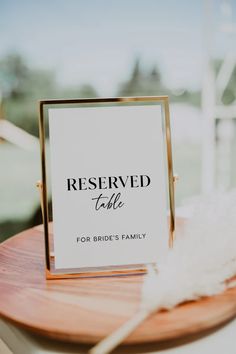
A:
0;142;41;241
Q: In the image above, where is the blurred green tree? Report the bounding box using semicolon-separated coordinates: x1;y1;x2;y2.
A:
61;84;98;99
0;53;29;98
0;53;99;137
117;58;168;96
214;59;236;105
0;53;57;136
117;58;201;105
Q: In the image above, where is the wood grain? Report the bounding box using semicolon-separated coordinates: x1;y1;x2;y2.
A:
0;222;236;344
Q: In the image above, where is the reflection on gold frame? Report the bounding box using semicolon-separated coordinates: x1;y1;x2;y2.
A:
38;96;175;279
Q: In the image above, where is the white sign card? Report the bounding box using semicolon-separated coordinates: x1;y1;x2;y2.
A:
39;98;174;276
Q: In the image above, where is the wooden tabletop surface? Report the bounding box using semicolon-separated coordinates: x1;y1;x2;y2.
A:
0;222;236;345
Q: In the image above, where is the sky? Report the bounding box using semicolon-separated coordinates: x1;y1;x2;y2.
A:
0;0;235;95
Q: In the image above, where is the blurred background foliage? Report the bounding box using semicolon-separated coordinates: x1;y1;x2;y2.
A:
0;52;203;241
0;50;236;242
0;53;98;137
1;49;236;241
1;52;234;142
0;53;202;138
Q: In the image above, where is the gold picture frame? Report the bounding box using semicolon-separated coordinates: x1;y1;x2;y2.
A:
38;96;176;279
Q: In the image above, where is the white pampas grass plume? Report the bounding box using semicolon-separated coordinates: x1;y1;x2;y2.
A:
89;191;236;354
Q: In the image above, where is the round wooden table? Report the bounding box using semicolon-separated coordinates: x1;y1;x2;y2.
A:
0;223;236;348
